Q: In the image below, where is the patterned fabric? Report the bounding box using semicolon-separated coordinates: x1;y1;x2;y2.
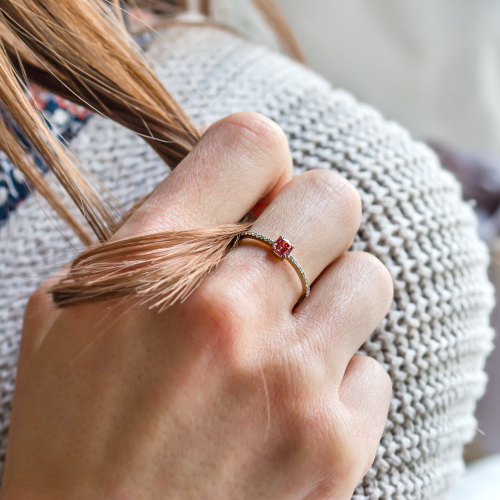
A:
0;26;495;500
0;84;91;223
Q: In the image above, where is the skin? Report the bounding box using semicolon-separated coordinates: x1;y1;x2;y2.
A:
0;112;393;500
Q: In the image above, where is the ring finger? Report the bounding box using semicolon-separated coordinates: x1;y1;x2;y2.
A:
216;169;362;312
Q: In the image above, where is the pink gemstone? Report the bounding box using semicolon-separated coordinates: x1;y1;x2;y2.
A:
272;237;294;258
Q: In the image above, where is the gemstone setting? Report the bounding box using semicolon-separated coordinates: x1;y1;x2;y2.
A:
272;236;294;259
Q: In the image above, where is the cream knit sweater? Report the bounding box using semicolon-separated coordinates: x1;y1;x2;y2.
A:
0;26;494;500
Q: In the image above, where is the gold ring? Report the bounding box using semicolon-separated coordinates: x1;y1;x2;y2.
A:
239;231;310;303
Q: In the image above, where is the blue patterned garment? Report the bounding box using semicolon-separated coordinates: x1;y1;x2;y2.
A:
0;85;91;223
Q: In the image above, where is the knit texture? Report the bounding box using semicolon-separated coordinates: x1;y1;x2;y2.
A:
0;26;494;500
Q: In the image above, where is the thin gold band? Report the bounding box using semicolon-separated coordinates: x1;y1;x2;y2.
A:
239;231;310;303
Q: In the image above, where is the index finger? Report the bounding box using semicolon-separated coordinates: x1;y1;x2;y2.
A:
115;112;293;239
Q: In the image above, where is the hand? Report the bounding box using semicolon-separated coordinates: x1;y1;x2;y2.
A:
1;112;393;500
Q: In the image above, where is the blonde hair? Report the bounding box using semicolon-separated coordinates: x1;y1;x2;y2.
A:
0;0;301;308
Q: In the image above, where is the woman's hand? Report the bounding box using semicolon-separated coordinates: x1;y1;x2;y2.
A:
0;112;393;500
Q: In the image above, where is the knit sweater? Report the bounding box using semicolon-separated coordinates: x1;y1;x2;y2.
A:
0;26;494;500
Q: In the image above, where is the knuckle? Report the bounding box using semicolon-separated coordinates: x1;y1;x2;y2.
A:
187;277;258;353
352;355;393;401
363;253;393;296
216;112;290;166
346;251;394;308
220;111;284;146
364;356;393;397
297;170;361;228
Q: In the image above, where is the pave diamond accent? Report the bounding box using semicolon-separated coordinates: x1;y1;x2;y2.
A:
272;236;294;258
239;231;310;301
